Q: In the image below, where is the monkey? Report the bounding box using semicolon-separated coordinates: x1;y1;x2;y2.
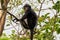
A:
20;4;37;40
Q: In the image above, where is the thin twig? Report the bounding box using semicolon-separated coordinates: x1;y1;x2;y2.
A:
51;0;54;4
38;0;45;17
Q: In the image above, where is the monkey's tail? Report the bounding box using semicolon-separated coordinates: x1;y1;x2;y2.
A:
30;29;33;40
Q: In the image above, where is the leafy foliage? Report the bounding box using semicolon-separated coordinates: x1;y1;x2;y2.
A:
0;0;60;40
53;1;60;13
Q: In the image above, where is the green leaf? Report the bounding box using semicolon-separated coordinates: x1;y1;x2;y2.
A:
8;16;12;20
44;13;50;18
6;24;10;26
38;0;41;3
0;37;10;40
12;30;15;33
38;17;44;23
57;28;60;34
53;1;60;13
20;9;24;14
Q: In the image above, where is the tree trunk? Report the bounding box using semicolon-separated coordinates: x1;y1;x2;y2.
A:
0;10;7;36
0;0;10;36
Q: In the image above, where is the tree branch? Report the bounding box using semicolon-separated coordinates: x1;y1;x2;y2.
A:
38;0;45;17
7;11;20;21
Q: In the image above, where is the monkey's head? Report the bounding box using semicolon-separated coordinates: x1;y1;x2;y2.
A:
23;4;31;12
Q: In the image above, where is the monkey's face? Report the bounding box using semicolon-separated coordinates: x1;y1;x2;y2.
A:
23;4;31;12
23;7;29;12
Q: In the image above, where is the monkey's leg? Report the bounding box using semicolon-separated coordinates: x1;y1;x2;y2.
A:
20;20;29;29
